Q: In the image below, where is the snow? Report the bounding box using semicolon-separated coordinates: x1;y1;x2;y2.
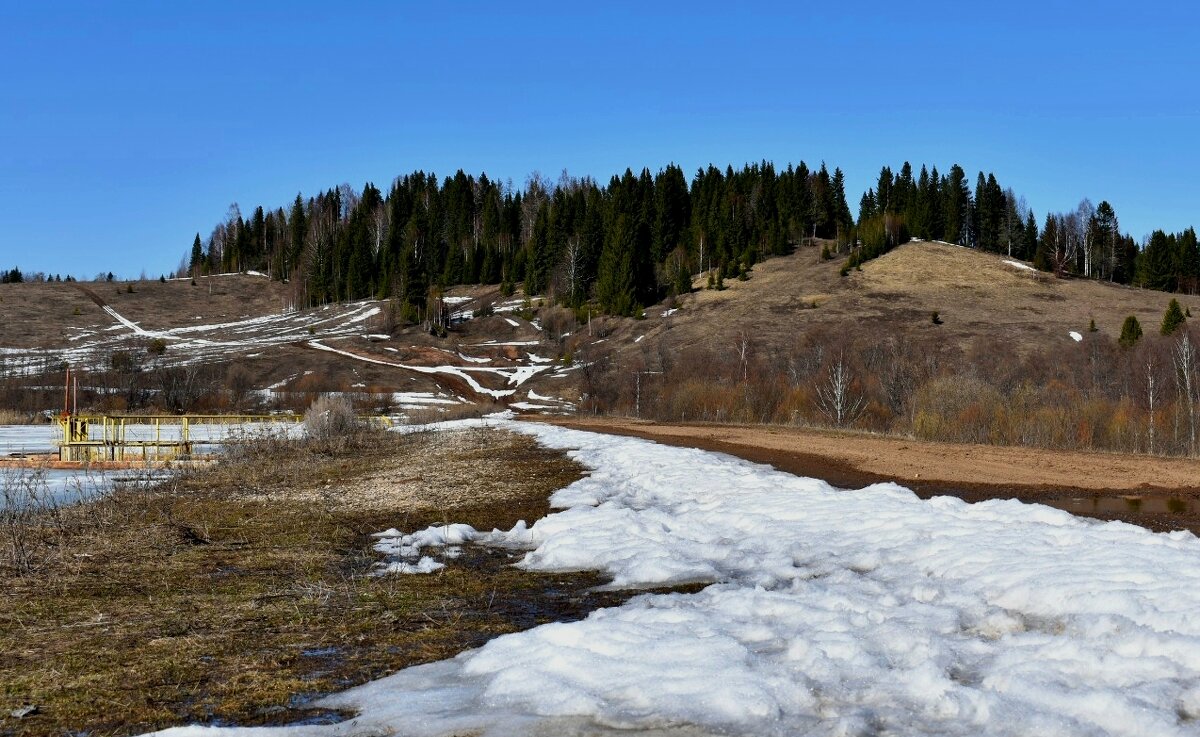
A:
377;556;445;575
509;402;555;410
1070;331;1084;342
148;421;1200;737
442;296;473;306
343;306;381;324
503;318;520;327
662;308;679;317
457;352;492;364
1003;259;1036;272
634;334;645;343
3;299;389;376
306;341;551;399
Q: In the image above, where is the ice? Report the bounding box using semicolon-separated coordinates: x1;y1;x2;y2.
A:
143;422;1200;737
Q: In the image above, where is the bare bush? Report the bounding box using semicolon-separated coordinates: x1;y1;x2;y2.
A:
304;395;366;450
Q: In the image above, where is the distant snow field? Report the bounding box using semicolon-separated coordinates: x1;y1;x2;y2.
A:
150;421;1200;737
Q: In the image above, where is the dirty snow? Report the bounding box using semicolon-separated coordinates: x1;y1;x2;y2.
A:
147;421;1200;737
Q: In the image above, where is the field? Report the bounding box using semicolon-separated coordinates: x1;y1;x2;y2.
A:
0;426;613;736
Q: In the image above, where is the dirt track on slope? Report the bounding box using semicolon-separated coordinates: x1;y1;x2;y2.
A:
536;417;1200;535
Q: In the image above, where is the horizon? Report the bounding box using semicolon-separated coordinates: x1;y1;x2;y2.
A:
2;1;1197;278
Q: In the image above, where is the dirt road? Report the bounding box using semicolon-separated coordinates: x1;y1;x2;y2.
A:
539;417;1200;535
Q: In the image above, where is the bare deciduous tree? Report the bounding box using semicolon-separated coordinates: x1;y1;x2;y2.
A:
815;351;865;427
1174;332;1197;455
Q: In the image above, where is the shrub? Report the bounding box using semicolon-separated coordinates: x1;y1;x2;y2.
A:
1161;298;1186;336
1119;315;1143;347
147;338;168;356
476;301;494;317
303;395;364;447
1088;318;1098;333
931;311;943;325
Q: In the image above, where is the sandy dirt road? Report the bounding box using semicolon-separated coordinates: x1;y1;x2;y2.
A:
537;417;1200;535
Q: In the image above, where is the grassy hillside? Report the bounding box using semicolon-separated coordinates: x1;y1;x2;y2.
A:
594;240;1192;362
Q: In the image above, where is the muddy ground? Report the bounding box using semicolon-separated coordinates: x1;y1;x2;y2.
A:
542;417;1200;535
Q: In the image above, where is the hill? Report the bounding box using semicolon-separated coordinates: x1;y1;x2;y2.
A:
0;242;1194;424
574;239;1191;363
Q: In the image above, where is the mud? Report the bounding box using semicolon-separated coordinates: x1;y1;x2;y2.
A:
540;417;1200;535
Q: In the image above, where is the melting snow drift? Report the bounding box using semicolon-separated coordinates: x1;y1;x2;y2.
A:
148;421;1200;737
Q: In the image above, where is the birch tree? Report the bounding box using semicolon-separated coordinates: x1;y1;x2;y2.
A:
1174;332;1198;455
815;351;865;427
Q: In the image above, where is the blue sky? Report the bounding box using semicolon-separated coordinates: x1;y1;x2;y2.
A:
1;1;1197;278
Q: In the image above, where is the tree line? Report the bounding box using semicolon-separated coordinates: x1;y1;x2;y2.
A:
181;160;1197;319
183;162;855;316
855;162;1197;291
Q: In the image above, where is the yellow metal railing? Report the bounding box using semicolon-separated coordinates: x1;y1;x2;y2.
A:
53;413;399;463
55;414;303;463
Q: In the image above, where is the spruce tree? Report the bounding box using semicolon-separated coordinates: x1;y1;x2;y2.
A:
190;233;204;274
1161;298;1186;336
1119;315;1143;347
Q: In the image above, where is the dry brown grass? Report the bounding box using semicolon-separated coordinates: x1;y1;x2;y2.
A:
0;409;38;425
588;240;1197;364
0;427;597;737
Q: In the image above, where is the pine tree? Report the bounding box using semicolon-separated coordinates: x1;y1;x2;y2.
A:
1161;298;1186;336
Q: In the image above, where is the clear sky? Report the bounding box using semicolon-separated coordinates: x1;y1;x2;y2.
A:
1;1;1197;278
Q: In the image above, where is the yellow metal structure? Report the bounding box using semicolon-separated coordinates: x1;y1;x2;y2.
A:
55;414;302;463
